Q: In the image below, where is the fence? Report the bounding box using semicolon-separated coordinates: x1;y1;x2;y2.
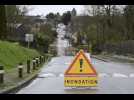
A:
0;54;52;87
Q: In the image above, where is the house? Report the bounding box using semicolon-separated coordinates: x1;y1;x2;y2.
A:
22;15;46;33
7;15;46;43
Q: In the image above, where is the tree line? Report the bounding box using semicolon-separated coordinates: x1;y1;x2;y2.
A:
69;5;134;55
0;5;58;53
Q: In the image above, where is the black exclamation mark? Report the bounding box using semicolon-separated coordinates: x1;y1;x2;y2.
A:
79;59;83;72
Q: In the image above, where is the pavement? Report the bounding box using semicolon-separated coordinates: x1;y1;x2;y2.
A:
17;23;134;94
17;56;134;94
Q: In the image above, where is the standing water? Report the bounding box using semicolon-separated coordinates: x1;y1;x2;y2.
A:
56;23;70;56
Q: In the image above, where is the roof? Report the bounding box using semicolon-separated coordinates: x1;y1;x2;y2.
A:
23;15;45;23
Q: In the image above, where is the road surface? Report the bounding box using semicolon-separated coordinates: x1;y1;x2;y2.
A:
17;23;134;94
17;56;134;94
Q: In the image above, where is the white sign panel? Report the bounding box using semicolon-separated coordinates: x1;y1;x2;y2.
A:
25;34;34;42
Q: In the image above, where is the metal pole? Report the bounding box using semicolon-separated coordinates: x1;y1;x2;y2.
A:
18;63;23;78
32;58;36;70
36;57;39;67
39;56;42;64
0;65;4;84
27;60;31;74
28;41;30;49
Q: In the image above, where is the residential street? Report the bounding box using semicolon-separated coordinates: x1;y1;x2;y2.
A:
17;23;134;94
17;55;134;94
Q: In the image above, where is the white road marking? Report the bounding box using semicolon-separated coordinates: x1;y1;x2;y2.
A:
38;73;132;78
59;73;64;77
98;73;109;77
112;73;128;78
129;73;134;78
65;62;70;65
38;73;55;78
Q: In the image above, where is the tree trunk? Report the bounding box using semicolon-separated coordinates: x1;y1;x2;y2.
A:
0;5;7;40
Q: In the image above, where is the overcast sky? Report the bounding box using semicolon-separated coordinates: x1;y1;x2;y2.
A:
26;5;84;16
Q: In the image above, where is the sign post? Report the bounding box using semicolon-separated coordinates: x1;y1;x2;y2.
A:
64;49;98;87
25;34;34;49
25;34;34;60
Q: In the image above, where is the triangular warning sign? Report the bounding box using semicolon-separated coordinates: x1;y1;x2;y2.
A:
65;50;97;76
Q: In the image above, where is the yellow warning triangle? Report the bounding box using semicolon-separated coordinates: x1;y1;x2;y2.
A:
65;50;97;76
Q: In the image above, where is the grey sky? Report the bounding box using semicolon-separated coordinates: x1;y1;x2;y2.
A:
27;5;84;16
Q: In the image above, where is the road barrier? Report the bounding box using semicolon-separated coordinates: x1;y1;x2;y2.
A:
1;55;51;80
0;65;4;84
18;63;23;78
45;56;48;62
35;57;39;67
18;56;43;78
44;56;46;62
27;60;31;74
39;56;42;64
32;58;36;70
41;56;44;63
43;56;45;63
0;54;52;93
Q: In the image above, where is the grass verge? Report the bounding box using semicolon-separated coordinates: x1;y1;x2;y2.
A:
0;40;52;93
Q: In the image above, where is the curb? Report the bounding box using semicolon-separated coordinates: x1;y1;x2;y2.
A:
0;57;51;94
92;55;134;63
0;71;39;94
91;55;109;62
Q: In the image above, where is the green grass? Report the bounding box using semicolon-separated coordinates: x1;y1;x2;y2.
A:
0;41;41;71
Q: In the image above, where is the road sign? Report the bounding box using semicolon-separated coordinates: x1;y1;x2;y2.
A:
25;34;34;49
64;76;97;87
65;50;97;76
25;34;34;42
64;49;98;87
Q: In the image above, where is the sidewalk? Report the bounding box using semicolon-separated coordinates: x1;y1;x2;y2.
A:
92;54;134;63
0;55;52;94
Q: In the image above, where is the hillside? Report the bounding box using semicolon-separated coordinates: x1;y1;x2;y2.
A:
0;41;40;71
